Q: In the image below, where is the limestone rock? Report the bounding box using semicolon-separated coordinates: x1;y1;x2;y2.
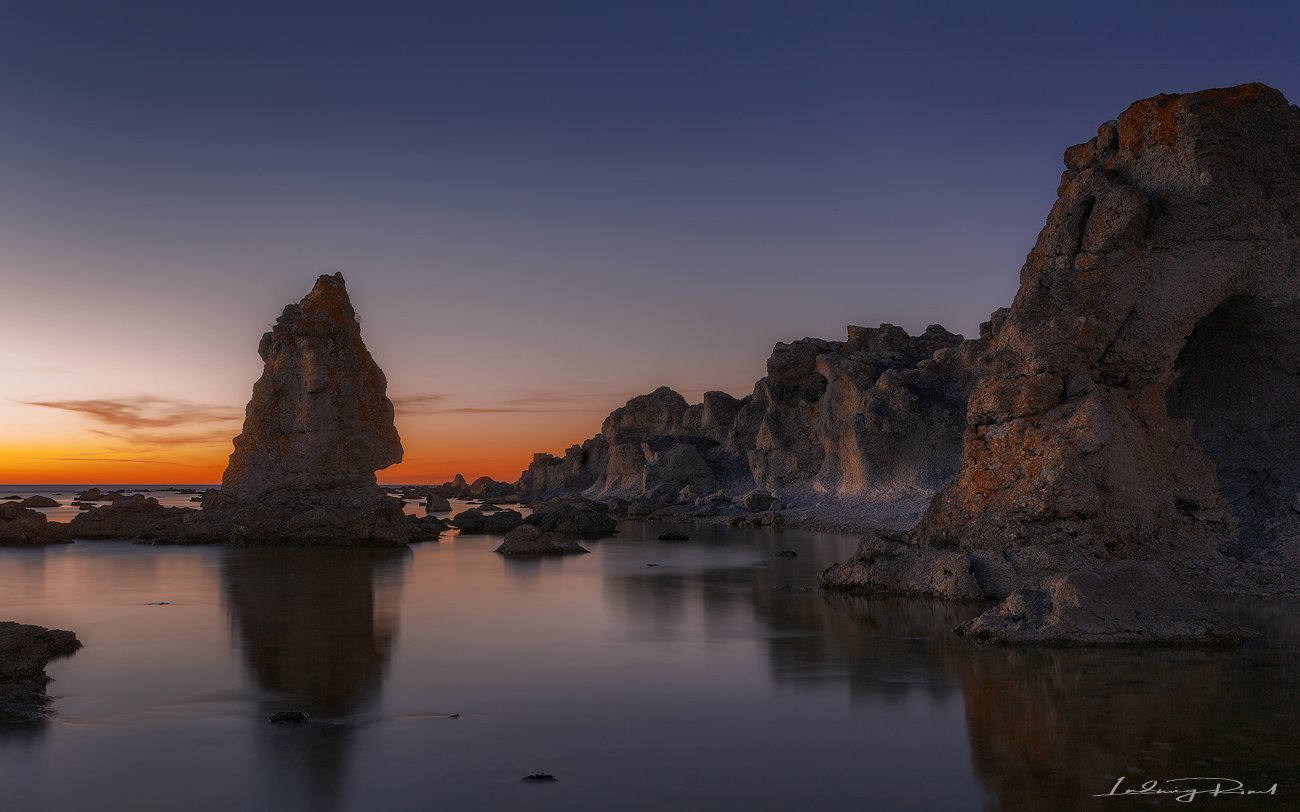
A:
519;323;983;510
495;524;590;556
219;273;402;510
0;504;69;546
0;621;81;722
525;504;618;537
17;496;59;508
906;84;1300;591
483;509;524;534
452;509;487;533
956;561;1250;645
425;494;452;512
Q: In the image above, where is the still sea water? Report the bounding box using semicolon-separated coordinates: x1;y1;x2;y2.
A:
2;488;1299;811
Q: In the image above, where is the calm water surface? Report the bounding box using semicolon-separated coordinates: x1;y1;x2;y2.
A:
2;490;1299;811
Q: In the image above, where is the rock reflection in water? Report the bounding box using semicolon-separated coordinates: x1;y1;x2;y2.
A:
222;547;409;810
607;554;1300;811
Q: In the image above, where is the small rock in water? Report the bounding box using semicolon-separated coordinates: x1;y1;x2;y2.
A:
145;601;172;605
658;531;690;541
646;563;660;567
269;710;311;724
775;550;797;557
520;773;558;784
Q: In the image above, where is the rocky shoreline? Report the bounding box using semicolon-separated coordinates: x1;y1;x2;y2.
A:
6;84;1300;647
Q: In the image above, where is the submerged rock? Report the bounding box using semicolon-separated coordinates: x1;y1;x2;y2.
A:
0;621;81;722
268;710;311;724
956;562;1250;645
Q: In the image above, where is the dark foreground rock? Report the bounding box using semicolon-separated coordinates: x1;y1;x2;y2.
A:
0;504;70;546
0;622;81;722
525;504;617;537
495;524;590;556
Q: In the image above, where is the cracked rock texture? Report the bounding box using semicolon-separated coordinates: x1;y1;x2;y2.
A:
824;84;1300;642
71;275;418;544
0;621;81;722
520;322;988;511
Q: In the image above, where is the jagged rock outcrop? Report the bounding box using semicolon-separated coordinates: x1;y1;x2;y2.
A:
495;524;590;556
71;275;426;545
824;84;1300;641
0;503;69;546
0;621;81;722
520;323;987;513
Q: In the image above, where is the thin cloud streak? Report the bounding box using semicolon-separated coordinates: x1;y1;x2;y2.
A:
38;457;204;467
19;396;241;429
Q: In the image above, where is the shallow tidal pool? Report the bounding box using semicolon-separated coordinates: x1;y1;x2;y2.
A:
2;493;1299;811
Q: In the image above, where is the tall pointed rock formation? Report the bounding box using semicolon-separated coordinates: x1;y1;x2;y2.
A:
221;272;402;508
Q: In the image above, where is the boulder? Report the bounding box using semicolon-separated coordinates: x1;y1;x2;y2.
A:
0;621;81;722
17;496;59;508
0;504;70;546
483;509;524;534
742;490;775;512
425;494;452;512
452;509;487;533
525;504;618;537
495;525;590;556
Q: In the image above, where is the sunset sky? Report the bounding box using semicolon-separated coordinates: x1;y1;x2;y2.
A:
3;1;1300;484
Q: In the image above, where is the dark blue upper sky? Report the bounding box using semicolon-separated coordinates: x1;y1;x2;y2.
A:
4;0;1300;478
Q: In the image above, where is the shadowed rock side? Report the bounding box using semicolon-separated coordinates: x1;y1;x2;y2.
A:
0;503;69;546
824;83;1300;642
0;621;81;722
521;322;989;516
69;274;431;545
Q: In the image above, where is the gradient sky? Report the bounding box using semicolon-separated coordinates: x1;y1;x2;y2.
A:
3;0;1299;484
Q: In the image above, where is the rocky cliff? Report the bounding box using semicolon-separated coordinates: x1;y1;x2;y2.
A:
823;83;1300;641
521;322;991;515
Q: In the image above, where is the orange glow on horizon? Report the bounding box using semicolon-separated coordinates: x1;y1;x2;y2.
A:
0;412;598;486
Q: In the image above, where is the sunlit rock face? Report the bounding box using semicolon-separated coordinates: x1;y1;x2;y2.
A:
220;272;403;509
520;324;988;508
825;84;1300;640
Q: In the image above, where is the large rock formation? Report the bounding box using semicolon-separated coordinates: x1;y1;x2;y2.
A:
824;84;1300;640
71;274;424;545
520;323;987;514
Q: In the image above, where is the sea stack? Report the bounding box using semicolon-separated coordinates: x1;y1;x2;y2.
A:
824;83;1300;641
206;273;412;544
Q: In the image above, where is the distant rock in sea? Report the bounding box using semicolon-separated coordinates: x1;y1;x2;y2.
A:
0;503;69;546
